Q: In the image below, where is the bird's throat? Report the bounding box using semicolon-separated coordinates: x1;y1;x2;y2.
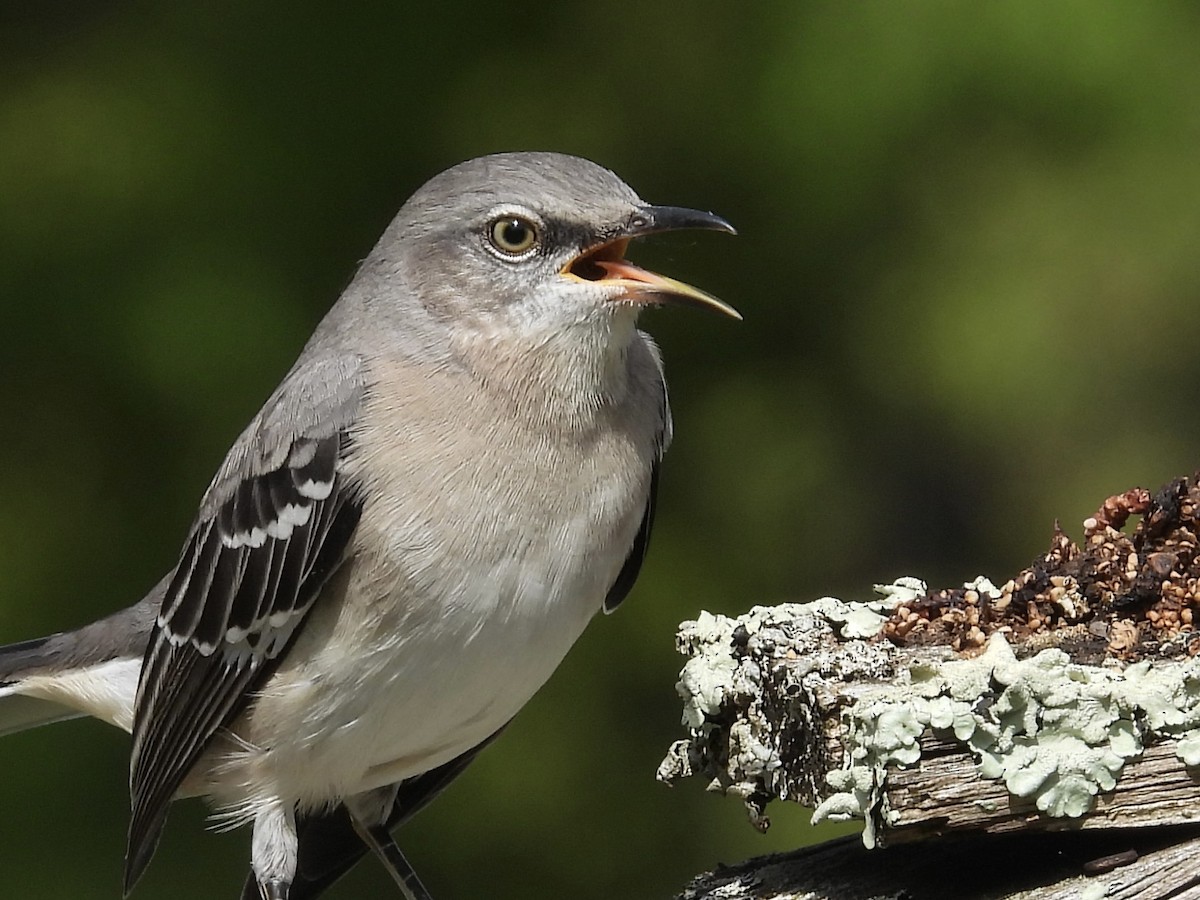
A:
453;311;639;431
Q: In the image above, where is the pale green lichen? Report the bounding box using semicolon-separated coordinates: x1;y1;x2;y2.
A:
677;626;739;730
873;576;929;608
814;629;1200;846
810;578;930;642
808;597;889;640
663;577;1200;847
1177;730;1200;766
660;588;906;822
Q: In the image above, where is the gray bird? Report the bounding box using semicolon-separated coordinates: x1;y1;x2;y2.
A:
0;151;737;900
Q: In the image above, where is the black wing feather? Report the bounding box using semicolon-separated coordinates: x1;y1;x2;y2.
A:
194;544;245;648
227;541;276;633
124;432;361;893
166;520;221;638
603;462;659;613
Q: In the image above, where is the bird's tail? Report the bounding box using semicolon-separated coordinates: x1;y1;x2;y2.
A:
0;634;86;737
0;580;167;738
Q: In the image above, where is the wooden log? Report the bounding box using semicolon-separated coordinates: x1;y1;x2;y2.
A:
658;584;1200;846
676;828;1200;900
660;474;1200;897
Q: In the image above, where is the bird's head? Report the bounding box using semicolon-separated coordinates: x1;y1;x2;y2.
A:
379;152;739;341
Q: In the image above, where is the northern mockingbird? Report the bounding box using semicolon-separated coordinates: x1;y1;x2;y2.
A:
0;152;737;900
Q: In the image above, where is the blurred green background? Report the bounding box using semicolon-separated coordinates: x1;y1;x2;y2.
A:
3;2;1200;898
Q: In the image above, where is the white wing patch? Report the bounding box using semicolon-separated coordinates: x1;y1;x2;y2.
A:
297;479;333;501
221;500;321;549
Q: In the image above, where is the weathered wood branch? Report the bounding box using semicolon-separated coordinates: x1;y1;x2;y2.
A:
886;734;1200;838
677;829;1200;900
660;475;1200;898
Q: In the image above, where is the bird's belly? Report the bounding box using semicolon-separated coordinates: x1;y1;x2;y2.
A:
209;476;641;814
321;572;598;790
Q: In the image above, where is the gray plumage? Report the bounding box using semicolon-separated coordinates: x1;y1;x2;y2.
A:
0;151;736;900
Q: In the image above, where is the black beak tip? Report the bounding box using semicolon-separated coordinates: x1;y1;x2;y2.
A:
699;213;737;237
637;205;737;238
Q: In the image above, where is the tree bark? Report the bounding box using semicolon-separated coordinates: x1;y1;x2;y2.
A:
661;479;1200;897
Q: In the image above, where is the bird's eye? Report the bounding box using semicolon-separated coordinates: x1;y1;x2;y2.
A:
487;216;539;256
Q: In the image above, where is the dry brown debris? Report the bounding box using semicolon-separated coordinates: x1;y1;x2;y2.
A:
883;476;1200;661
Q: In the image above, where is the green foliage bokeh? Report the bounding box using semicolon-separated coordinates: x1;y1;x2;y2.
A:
3;2;1200;898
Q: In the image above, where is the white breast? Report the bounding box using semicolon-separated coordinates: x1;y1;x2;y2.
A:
207;357;658;817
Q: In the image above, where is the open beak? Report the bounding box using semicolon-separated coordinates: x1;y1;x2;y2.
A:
563;205;741;320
